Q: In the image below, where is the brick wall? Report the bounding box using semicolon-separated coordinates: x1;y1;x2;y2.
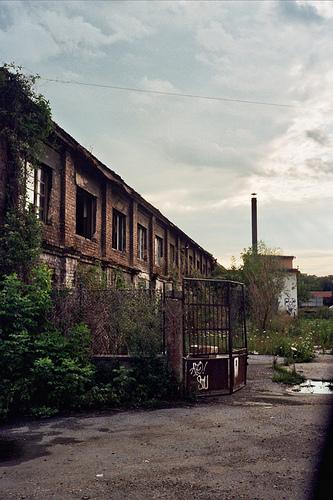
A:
0;130;216;287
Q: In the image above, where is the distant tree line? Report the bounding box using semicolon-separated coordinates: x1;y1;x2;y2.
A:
297;274;333;305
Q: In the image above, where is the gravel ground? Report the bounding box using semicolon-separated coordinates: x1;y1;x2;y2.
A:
0;355;332;500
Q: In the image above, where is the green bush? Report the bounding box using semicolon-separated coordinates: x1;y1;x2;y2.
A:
88;358;178;409
0;266;179;421
0;266;95;420
277;335;315;363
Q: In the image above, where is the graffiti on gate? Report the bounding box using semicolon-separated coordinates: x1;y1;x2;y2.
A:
190;361;209;391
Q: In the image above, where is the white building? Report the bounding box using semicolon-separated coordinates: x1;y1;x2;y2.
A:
277;256;298;316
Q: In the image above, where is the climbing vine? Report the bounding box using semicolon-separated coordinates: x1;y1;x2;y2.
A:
0;64;53;278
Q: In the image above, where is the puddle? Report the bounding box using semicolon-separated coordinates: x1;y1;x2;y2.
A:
0;439;23;462
0;433;50;465
291;380;333;395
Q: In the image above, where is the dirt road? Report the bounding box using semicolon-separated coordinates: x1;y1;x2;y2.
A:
1;356;332;500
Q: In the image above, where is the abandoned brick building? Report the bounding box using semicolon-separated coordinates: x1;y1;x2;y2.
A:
0;122;216;288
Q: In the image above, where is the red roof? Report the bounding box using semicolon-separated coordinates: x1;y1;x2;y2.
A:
310;291;333;298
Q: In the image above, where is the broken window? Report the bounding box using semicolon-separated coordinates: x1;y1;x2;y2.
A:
197;259;201;271
25;163;52;223
112;209;126;251
155;235;164;266
137;224;147;260
76;186;97;239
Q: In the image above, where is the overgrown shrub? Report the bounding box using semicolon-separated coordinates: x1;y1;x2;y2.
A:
52;286;164;356
248;315;333;362
0;266;95;420
88;358;179;408
0;267;178;420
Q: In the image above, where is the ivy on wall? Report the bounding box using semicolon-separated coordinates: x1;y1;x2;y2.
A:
0;64;53;278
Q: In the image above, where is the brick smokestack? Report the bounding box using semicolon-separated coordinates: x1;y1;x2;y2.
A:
251;193;258;254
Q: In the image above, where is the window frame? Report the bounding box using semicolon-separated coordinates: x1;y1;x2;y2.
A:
25;162;52;223
76;186;97;240
154;235;164;267
112;208;126;252
137;224;147;261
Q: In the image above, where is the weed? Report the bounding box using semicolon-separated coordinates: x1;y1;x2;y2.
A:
272;364;305;385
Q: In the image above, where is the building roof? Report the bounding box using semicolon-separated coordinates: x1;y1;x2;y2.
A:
53;122;215;261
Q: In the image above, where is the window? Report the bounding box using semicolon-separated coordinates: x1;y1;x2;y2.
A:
26;163;52;223
197;259;201;271
189;255;193;271
137;224;147;260
112;209;126;251
203;263;206;275
169;243;176;265
76;187;97;239
180;250;185;271
155;235;164;266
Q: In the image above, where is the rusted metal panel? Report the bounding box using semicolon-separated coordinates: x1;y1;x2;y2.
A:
185;357;230;395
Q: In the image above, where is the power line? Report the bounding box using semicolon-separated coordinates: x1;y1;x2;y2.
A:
40;76;294;108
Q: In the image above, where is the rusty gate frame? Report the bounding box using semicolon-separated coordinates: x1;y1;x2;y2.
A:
182;278;247;396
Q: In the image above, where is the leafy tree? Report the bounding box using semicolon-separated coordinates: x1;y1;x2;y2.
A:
241;242;285;332
297;274;311;305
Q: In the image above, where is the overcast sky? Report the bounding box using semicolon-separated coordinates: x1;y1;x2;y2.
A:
1;0;332;275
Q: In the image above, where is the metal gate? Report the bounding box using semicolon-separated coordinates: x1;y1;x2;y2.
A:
183;278;247;396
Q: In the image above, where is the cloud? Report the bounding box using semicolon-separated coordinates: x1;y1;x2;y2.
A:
1;0;332;274
306;129;330;146
0;18;60;64
0;0;155;63
296;1;333;20
38;11;116;56
278;0;323;24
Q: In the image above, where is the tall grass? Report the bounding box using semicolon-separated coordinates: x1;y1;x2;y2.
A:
248;316;333;362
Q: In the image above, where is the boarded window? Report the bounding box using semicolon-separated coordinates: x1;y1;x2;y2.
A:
137;224;147;260
155;235;163;266
76;186;97;239
25;163;52;223
112;209;126;251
